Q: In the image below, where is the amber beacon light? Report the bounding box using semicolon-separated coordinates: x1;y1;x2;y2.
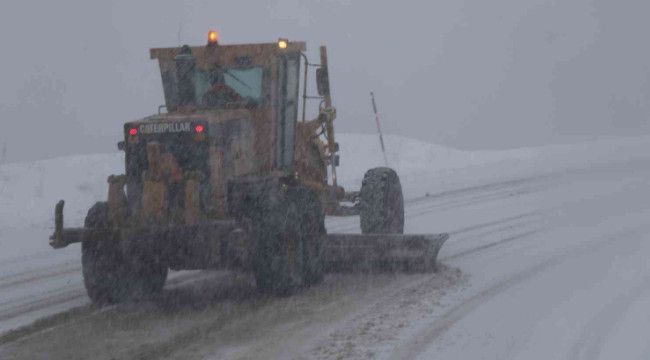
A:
207;30;219;45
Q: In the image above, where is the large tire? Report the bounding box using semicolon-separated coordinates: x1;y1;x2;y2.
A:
82;202;127;304
359;167;404;234
248;184;324;295
82;202;167;304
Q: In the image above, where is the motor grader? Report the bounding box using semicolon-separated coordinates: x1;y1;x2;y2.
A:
49;32;448;303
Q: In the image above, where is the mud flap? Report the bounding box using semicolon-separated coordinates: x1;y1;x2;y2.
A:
323;233;448;272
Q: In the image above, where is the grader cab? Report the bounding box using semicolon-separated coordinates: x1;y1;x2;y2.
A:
49;33;447;303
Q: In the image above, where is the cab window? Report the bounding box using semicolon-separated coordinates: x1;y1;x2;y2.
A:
193;67;264;108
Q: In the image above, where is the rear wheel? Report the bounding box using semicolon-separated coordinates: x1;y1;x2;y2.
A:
82;202;167;304
82;202;127;304
359;167;404;234
249;184;324;295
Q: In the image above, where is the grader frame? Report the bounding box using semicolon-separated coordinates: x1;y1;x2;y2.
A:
49;35;447;302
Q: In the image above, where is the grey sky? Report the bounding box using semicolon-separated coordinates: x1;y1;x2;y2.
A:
1;0;649;162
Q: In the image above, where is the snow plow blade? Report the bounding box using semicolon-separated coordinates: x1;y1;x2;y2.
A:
323;233;448;272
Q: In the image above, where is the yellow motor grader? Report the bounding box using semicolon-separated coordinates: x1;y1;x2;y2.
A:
49;32;447;303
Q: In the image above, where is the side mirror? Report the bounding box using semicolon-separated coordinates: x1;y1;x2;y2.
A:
316;67;330;96
117;141;125;151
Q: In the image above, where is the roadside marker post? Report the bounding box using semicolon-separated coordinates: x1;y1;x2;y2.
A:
370;92;389;166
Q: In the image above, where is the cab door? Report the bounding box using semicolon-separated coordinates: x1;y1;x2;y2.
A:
274;52;301;172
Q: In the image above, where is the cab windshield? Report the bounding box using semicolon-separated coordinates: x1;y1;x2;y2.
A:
193;67;264;108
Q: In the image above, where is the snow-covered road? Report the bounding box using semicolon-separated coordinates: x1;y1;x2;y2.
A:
1;135;649;359
394;160;650;359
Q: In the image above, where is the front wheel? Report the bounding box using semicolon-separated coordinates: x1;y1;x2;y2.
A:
359;167;404;234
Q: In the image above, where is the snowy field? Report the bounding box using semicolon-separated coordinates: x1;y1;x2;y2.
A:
1;133;650;359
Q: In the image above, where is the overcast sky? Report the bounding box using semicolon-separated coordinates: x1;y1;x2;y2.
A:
1;0;649;162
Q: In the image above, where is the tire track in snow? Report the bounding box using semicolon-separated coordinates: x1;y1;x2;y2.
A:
404;174;549;206
441;229;542;262
405;184;543;221
448;212;538;237
389;226;647;359
0;263;80;291
0;288;86;323
0;271;223;344
568;270;650;359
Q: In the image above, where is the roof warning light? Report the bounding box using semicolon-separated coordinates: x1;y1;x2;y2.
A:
208;30;219;45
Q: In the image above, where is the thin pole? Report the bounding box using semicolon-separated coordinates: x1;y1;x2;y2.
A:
300;52;309;122
370;92;388;166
